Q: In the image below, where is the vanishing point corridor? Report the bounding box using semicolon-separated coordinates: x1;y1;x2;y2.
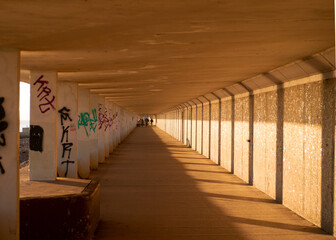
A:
93;127;333;240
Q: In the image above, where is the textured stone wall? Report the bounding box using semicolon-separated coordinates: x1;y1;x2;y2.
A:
283;81;323;227
156;76;336;235
187;107;192;147
202;103;210;158
234;95;250;183
191;106;197;150
196;104;203;154
221;98;233;172
253;90;277;199
183;109;187;145
210;101;219;164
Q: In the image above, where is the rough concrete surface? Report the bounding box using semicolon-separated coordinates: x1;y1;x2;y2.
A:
93;127;334;240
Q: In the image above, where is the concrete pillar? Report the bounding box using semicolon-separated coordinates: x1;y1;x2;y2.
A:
30;71;57;181
97;96;105;162
116;105;121;145
104;99;111;157
89;93;98;170
113;103;119;149
56;81;78;178
107;101;114;153
0;49;20;240
77;88;90;178
90;93;98;170
111;103;116;149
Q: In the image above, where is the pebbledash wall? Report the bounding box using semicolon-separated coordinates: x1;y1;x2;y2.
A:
157;48;336;235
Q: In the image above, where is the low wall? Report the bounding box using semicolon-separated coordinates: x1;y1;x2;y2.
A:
20;180;100;240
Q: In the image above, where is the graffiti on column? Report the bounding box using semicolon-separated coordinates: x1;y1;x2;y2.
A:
0;97;7;174
78;112;90;136
30;125;44;152
59;107;74;177
78;107;118;134
33;75;56;114
98;104;109;131
90;108;98;133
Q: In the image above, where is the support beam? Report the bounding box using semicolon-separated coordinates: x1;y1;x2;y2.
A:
57;81;78;178
77;88;90;178
30;71;57;181
0;49;20;240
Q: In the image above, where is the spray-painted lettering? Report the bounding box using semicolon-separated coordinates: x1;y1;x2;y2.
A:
78;108;118;134
33;75;56;114
0;97;7;174
59;107;74;177
90;109;98;133
78;112;90;136
98;104;110;131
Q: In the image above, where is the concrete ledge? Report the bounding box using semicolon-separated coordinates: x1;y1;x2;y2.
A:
20;180;100;240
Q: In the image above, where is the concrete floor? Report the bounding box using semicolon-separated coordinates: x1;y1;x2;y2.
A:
93;127;335;240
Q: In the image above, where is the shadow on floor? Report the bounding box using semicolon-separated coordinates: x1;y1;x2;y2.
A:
92;127;333;240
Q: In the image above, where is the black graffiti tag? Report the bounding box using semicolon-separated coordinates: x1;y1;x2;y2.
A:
0;97;7;174
0;157;4;174
33;75;56;114
58;107;72;125
59;107;74;177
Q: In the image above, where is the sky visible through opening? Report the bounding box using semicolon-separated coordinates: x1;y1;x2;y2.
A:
20;82;30;131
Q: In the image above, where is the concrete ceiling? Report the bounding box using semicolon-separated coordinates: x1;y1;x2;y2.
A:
0;0;333;114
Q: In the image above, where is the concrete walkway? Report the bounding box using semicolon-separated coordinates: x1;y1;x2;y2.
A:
93;127;335;240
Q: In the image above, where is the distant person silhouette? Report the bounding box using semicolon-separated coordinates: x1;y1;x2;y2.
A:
145;118;149;127
150;118;153;126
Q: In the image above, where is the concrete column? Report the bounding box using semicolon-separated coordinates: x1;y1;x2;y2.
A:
113;103;120;148
0;49;20;240
111;103;116;149
97;96;105;162
104;99;111;157
56;81;78;178
30;71;57;181
89;93;98;170
116;105;121;145
77;88;90;178
107;101;114;153
103;100;109;158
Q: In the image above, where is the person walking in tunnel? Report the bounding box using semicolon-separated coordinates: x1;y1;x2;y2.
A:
150;118;153;126
145;117;149;127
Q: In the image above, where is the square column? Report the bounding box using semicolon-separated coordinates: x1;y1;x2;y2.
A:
0;49;20;240
97;96;105;162
104;98;110;158
30;71;57;181
77;88;90;178
111;103;118;149
108;101;114;154
89;93;98;170
57;81;78;178
117;105;121;145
